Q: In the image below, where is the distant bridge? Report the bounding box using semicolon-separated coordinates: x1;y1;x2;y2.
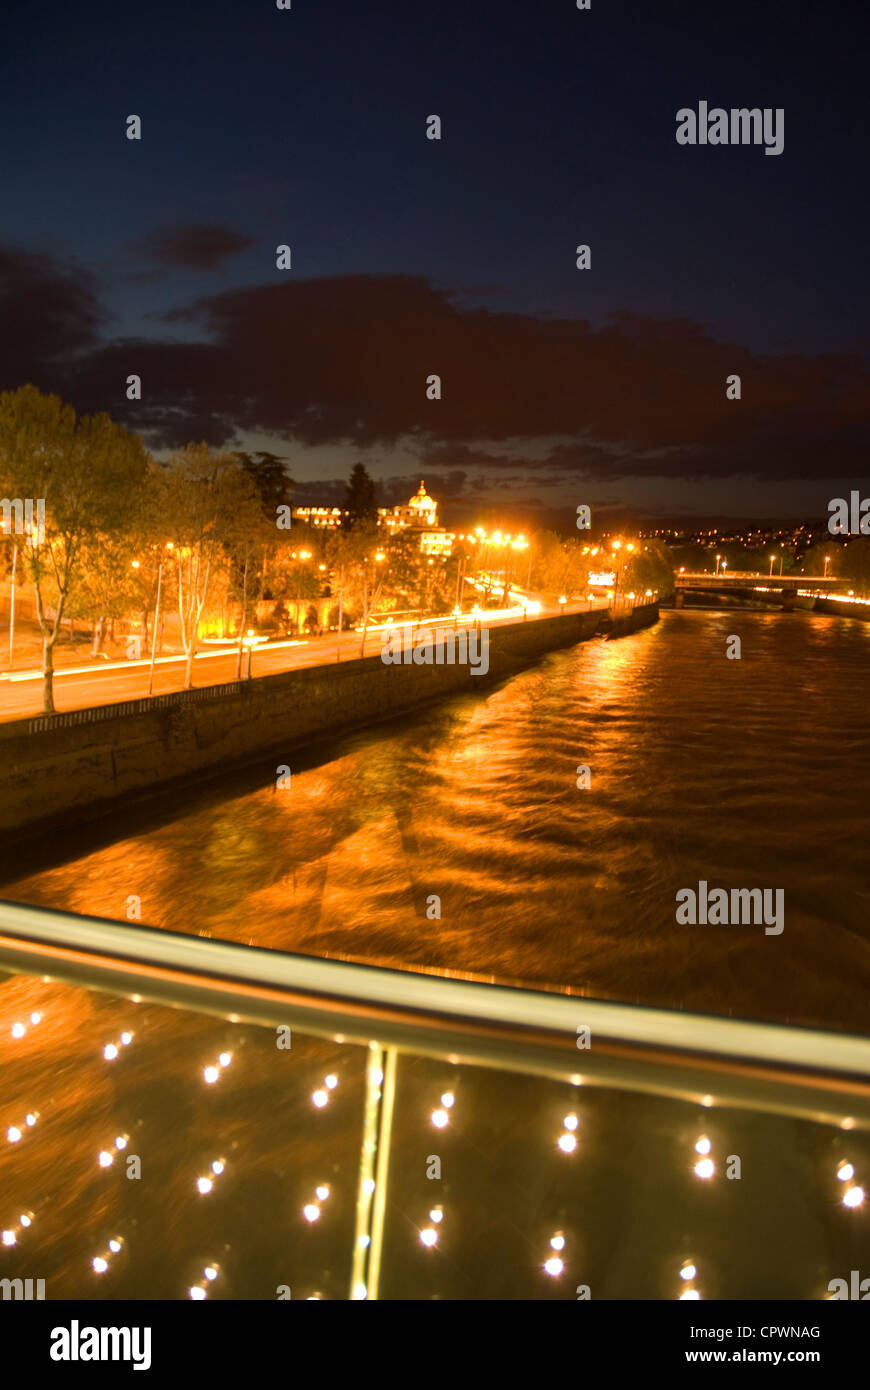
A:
673;572;841;609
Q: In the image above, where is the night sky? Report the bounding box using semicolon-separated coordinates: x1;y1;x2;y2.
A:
1;0;867;528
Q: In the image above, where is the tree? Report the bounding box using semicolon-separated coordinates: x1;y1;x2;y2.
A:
158;444;262;688
67;534;142;654
533;532;589;600
221;496;277;676
264;527;329;629
624;540;675;598
807;538;870;596
381;530;424;611
235;450;294;520
320;525;388;653
343;463;378;530
67;458;166;653
0;385;149;712
356;548;387;655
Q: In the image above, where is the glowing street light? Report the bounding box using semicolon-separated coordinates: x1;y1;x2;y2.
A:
824;555;831;577
131;546;172;695
715;554;722;575
241;629;259;679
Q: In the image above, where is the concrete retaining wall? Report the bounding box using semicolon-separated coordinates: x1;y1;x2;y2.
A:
0;608;660;843
605;603;661;638
810;596;870;622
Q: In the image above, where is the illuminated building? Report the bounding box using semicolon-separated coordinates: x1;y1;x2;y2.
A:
378;482;454;556
294;481;454;556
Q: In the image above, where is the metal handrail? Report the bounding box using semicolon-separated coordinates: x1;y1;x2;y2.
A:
1;899;869;1130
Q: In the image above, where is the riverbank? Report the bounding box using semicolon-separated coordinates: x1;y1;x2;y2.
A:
0;603;658;845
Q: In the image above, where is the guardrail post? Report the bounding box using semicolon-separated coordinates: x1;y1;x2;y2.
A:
349;1043;398;1300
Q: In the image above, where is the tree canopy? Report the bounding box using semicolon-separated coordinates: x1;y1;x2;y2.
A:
343;463;378;530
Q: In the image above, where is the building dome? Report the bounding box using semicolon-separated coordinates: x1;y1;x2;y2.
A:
409;480;434;510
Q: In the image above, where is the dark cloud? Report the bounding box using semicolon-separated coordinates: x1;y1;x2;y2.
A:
158;279;870;479
135;223;255;271
0;246;104;389
292;469;470;510
376;470;470;506
3;260;867;489
419;443;556;473
291;477;349;506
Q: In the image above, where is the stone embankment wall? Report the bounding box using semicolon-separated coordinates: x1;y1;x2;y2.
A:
0;605;658;842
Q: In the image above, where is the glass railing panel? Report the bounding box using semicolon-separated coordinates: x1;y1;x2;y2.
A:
378;1052;870;1300
3;962;868;1300
1;972;365;1301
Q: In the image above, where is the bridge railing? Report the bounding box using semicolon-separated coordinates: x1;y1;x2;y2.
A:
675;572;840;585
1;900;868;1300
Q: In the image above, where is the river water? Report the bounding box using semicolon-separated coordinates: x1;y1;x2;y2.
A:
4;609;870;1033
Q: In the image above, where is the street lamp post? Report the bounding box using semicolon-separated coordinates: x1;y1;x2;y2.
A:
824;555;831;578
1;520;19;669
132;557;164;696
716;554;722;576
607;541;619;605
8;538;17;668
294;550;312;634
454;551;466;611
359;552;385;658
148;560;163;696
242;630;257;679
769;555;776;577
623;542;635;607
336;565;344;663
133;546;173;696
